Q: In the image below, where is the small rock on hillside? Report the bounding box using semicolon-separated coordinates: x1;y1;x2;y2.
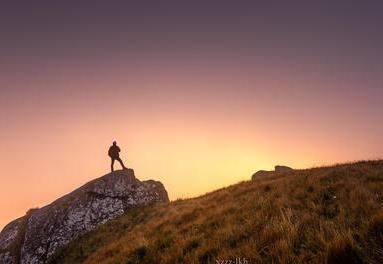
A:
252;165;293;180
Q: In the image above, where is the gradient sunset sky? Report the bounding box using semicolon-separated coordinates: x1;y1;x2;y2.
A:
1;1;382;230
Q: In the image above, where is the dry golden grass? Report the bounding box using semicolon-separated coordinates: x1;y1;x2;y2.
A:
49;160;383;264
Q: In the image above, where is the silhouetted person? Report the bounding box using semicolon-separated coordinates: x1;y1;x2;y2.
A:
108;141;127;172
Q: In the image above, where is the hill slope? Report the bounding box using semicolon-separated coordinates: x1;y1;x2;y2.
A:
49;161;383;264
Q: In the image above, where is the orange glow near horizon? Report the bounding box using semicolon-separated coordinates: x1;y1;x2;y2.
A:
0;72;381;230
1;1;383;231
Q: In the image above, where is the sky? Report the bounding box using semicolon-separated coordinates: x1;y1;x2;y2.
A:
0;0;382;230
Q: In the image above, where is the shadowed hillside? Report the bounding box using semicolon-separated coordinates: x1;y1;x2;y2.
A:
49;161;383;264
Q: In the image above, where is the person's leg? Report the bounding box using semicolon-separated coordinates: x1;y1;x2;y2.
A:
111;158;115;172
117;157;127;169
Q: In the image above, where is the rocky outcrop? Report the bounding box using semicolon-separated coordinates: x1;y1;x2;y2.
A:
0;218;22;254
0;169;169;264
251;170;273;178
252;165;293;180
275;165;293;173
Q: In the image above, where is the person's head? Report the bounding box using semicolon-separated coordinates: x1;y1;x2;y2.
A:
113;141;117;145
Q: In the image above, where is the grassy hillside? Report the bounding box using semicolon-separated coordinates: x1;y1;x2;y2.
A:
49;161;383;264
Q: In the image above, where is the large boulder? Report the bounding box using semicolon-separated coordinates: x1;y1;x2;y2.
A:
251;170;273;180
252;165;294;180
0;169;169;264
275;165;293;173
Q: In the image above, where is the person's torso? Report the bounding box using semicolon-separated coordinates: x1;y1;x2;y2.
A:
108;146;120;157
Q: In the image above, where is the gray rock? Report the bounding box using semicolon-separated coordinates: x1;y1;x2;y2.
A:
0;217;25;264
252;165;294;180
275;165;293;173
0;252;14;264
0;218;22;251
251;170;273;180
0;169;169;264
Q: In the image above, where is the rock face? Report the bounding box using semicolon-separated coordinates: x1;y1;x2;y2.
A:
252;165;294;180
0;169;169;264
